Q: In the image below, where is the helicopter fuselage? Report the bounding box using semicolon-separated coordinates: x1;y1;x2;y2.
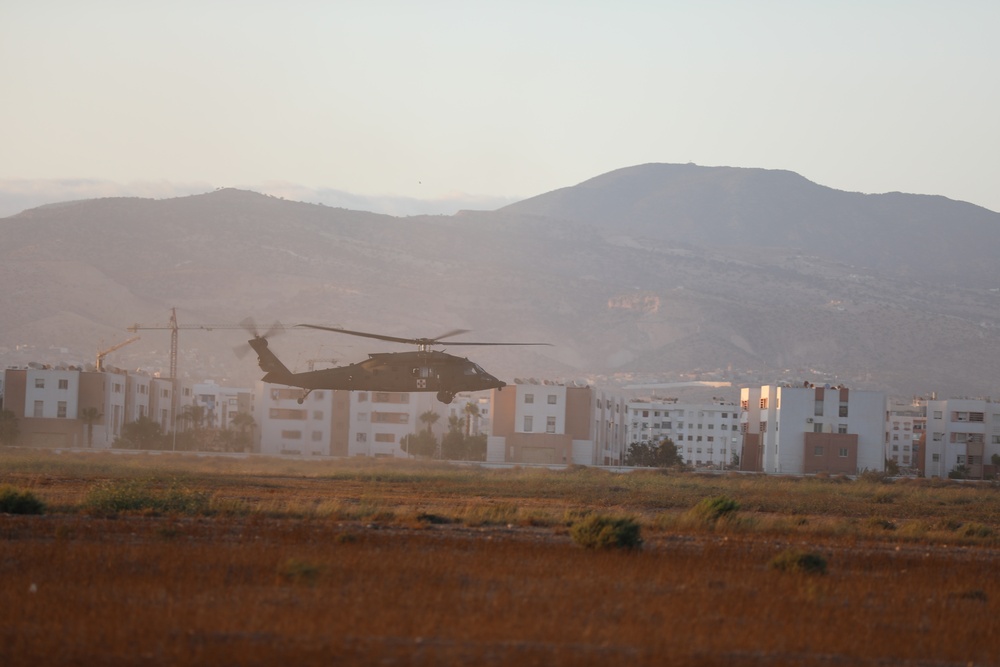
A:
249;337;505;403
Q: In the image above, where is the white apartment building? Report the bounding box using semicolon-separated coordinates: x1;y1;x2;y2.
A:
348;390;445;458
487;381;628;466
885;399;926;473
923;398;1000;479
192;380;251;430
740;384;886;475
255;383;348;457
627;399;741;468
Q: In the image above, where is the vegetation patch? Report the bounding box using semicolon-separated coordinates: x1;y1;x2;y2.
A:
0;486;46;515
83;479;211;515
685;495;741;528
769;549;828;575
570;514;642;550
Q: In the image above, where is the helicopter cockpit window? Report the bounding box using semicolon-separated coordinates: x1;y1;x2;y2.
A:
465;364;486;376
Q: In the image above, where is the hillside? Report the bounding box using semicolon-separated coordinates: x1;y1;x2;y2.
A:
2;166;1000;399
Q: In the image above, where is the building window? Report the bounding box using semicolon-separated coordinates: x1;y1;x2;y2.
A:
58;379;69;390
525;394;534;404
546;416;556;433
839;402;848;418
760;398;768;409
57;401;67;418
524;416;533;432
313;411;324;420
838;424;848;434
357;392;368;402
547;395;557;405
932;453;940;462
839;448;849;458
814;400;824;417
33;401;43;418
374;433;395;443
281;430;302;440
813;423;823;433
35;378;45;389
814;446;824;456
311;431;323;442
356;433;367;442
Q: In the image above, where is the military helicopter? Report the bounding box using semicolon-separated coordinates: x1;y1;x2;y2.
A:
243;320;549;404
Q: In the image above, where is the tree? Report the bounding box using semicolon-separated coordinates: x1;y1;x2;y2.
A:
466;433;487;461
884;458;901;477
115;416;164;450
79;407;102;449
0;409;19;447
229;412;256;452
401;430;437;458
625;438;682;468
441;429;466;460
180;404;207;432
418;410;440;434
463;402;481;437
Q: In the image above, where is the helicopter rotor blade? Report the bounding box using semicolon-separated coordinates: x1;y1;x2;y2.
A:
296;323;551;348
236;317;284;358
296;324;419;345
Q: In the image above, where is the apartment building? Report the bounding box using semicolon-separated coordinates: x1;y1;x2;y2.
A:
740;384;886;475
627;399;741;468
2;366;132;448
487;381;628;465
347;390;445;458
885;399;926;474
923;398;1000;479
254;384;350;457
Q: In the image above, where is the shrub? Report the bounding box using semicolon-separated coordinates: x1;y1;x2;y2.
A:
769;549;828;575
688;495;741;526
570;514;642;550
277;558;322;586
0;486;46;514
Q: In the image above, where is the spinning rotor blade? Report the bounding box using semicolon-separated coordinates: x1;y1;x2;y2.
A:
296;323;550;348
296;324;421;345
236;317;284;359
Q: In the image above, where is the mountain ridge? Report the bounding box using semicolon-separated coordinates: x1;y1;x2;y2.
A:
2;164;999;399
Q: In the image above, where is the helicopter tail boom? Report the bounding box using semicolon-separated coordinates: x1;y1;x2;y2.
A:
248;336;294;384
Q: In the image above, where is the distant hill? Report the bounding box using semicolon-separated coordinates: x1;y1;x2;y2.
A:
503;163;1000;288
2;165;1000;400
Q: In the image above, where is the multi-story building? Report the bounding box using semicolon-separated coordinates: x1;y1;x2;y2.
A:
2;366;143;448
627;399;741;468
923;398;1000;479
885;399;926;474
254;384;350;457
349;390;428;457
192;380;252;430
740;384;886;475
487;381;628;465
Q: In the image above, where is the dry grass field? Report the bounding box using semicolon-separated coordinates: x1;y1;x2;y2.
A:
2;449;999;666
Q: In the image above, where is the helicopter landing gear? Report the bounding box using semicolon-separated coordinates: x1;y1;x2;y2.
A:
436;391;454;404
297;389;313;404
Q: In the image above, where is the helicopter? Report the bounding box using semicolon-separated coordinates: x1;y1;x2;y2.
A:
244;321;550;404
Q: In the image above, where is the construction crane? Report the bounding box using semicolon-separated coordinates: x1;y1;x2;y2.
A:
96;336;140;372
126;307;260;379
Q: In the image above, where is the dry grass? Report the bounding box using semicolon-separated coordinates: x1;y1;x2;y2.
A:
2;449;1000;665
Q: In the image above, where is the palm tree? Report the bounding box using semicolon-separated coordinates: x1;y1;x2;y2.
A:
419;410;440;434
79;407;103;449
463;402;481;438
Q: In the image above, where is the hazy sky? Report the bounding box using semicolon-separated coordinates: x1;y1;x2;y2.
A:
3;1;998;215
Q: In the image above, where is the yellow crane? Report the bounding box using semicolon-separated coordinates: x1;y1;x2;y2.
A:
96;335;141;372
